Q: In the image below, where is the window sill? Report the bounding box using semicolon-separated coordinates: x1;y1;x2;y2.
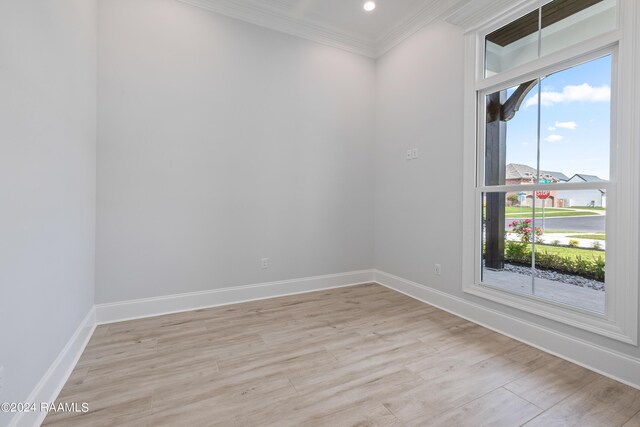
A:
463;282;636;344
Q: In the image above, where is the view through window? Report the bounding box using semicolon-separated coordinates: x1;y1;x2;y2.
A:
480;54;611;314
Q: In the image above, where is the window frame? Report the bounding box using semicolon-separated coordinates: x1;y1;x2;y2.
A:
461;0;638;344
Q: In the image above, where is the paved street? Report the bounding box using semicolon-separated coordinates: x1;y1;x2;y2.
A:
505;214;605;232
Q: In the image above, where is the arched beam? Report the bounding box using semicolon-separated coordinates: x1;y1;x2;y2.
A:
501;79;537;121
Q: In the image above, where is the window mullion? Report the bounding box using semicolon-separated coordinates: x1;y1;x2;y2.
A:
476;32;621;92
477;182;613;193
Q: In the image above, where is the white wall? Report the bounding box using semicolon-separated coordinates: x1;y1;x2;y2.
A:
375;20;466;288
96;0;375;304
374;19;640;361
0;0;97;424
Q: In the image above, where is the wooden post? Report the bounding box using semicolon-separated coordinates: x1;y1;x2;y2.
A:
485;90;507;270
484;79;536;271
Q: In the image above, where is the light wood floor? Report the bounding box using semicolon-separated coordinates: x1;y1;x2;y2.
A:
44;284;640;426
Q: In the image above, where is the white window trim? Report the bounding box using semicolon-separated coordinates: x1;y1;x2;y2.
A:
461;0;639;344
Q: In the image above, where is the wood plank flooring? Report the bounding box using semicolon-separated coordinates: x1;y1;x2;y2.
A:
43;284;640;426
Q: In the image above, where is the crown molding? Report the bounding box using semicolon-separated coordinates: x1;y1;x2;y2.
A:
177;0;479;59
177;0;377;58
376;0;471;57
444;0;532;33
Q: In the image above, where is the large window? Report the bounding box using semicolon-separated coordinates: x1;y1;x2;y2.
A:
480;54;612;314
462;0;638;343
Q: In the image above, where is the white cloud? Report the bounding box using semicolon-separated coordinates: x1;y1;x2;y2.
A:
555;121;578;130
547;126;556;131
525;83;611;107
545;134;564;142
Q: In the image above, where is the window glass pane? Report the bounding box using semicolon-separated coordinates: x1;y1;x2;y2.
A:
531;189;606;314
482;191;534;296
541;0;616;57
485;81;539;186
485;10;539;77
538;55;611;183
482;189;606;314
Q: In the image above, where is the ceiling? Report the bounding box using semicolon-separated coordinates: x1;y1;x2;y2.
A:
177;0;475;58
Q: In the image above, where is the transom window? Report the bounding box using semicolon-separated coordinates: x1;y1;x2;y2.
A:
484;0;616;77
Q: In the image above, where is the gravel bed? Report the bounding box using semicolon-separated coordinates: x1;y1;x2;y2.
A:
503;262;604;291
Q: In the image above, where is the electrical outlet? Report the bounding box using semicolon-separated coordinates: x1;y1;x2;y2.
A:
434;264;442;276
261;258;269;269
406;149;412;160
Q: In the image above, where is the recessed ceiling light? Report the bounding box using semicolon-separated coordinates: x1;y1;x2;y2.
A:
363;1;376;12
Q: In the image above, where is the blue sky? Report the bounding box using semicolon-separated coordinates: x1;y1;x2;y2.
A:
502;54;611;180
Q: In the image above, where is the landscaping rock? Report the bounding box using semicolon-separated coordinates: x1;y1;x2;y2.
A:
503;262;605;291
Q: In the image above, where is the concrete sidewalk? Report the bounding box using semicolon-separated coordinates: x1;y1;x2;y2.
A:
505;232;606;250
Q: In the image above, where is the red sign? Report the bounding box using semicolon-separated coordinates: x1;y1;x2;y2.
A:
536;191;551;200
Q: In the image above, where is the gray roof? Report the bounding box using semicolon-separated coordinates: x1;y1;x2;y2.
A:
570;174;607;183
543;170;570;182
506;163;570;182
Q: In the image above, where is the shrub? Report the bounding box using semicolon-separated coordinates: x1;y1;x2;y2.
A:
592;256;606;281
592;241;602;250
552;239;561;246
573;255;591;274
508;219;543;243
568;239;579;248
503;245;605;282
507;194;519;206
505;241;529;263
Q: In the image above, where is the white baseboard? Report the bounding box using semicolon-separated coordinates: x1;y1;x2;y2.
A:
10;270;373;427
96;270;375;324
8;307;96;427
14;268;637;427
373;269;640;390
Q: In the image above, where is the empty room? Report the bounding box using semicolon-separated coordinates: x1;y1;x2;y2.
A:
2;0;640;426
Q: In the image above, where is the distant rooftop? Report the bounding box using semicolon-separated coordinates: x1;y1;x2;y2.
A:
506;163;571;182
570;174;607;183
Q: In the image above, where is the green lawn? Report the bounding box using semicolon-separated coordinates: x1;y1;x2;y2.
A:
482;207;602;220
531;231;606;239
517;243;605;260
507;211;597;218
570;206;607;211
568;233;606;241
506;207;565;214
503;207;599;218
